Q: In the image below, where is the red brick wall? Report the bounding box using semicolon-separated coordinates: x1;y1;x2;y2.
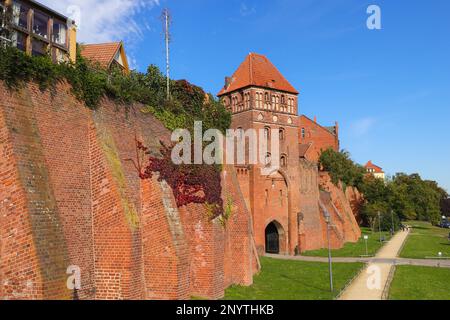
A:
319;172;361;243
0;81;256;300
299;116;339;163
223;87;361;257
141;177;190;300
0;92;45;299
0;84;70;299
345;187;364;225
297;159;324;252
222;166;257;287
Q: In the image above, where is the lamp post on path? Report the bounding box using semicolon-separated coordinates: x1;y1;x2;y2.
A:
364;235;369;256
323;209;334;293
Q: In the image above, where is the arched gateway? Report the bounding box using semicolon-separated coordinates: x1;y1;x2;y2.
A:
265;221;285;254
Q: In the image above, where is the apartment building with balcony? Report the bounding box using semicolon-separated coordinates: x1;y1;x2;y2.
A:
0;0;76;63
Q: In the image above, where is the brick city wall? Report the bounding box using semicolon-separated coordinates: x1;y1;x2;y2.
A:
319;172;361;243
299;115;339;163
0;81;258;300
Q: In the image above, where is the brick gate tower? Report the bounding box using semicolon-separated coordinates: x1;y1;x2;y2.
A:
218;53;306;255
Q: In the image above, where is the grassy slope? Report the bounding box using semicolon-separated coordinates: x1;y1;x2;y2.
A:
400;221;450;259
224;257;363;300
302;227;392;257
389;265;450;300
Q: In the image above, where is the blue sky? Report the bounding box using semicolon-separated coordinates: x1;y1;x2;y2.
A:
44;0;450;192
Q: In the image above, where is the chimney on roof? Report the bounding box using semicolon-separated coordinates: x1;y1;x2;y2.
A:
225;77;232;88
314;116;317;123
335;121;339;136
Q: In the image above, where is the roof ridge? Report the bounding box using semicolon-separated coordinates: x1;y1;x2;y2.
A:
301;115;337;136
218;53;298;96
82;41;121;46
249;53;253;85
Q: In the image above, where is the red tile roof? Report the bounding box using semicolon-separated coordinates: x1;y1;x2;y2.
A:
365;161;384;173
80;42;122;68
218;53;299;96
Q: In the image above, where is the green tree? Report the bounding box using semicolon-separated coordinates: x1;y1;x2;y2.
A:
318;148;365;188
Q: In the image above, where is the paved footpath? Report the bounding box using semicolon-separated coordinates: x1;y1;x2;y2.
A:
265;229;450;300
338;230;410;300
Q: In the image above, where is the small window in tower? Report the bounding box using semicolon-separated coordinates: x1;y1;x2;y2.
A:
264;126;271;141
265;153;272;166
237;127;244;141
281;155;287;167
301;128;306;139
279;128;285;141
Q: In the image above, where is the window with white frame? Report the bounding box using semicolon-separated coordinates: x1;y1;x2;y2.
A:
33;9;49;38
53;19;67;46
12;1;29;29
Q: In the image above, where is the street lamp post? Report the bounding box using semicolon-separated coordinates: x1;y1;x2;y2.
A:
364;235;369;256
324;210;334;292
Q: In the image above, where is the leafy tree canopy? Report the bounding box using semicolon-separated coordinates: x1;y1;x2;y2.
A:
319;148;448;228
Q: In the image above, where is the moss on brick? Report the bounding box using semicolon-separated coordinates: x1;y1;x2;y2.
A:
95;123;140;229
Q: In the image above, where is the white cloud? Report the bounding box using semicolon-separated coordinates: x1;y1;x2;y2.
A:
240;3;256;17
39;0;160;43
350;117;376;137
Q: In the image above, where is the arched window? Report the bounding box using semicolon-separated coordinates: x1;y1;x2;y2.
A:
280;154;287;167
279;128;285;141
237;127;244;142
265;153;272;166
264;126;271;141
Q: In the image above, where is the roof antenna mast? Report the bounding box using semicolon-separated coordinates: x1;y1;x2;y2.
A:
162;8;171;100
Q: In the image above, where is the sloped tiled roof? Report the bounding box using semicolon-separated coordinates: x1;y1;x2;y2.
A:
80;42;122;68
365;161;384;173
218;53;299;96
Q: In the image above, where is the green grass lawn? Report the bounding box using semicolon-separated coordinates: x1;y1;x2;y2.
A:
302;227;392;258
389;265;450;300
224;257;363;300
400;221;450;259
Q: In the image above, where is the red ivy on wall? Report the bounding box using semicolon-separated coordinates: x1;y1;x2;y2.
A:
132;139;223;219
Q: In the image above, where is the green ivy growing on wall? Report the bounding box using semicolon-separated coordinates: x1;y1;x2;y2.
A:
0;46;231;133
